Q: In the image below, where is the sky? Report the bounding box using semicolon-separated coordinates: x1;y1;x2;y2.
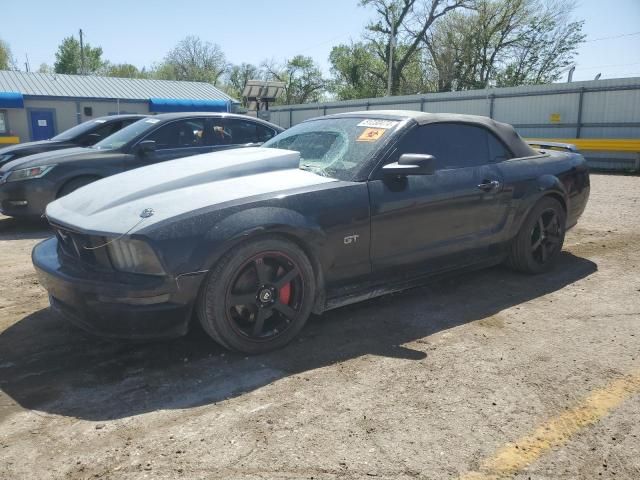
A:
1;0;639;83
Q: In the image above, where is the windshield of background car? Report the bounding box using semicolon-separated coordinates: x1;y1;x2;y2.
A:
51;119;108;141
262;117;401;181
91;118;160;150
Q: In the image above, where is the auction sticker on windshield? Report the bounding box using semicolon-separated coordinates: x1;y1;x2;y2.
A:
357;127;386;142
357;119;399;129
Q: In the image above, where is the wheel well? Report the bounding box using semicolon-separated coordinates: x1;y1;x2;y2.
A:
544;191;567;214
56;175;101;198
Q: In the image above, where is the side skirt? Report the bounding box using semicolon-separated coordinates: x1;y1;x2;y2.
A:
321;255;506;312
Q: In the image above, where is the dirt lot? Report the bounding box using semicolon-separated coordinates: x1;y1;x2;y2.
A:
0;173;638;480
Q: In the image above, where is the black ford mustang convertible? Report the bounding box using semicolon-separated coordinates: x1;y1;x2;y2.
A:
33;110;590;353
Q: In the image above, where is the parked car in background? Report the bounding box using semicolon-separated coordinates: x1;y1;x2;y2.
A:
0;113;283;217
0;114;146;168
33;110;590;354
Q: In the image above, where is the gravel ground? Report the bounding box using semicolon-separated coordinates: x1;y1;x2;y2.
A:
0;173;638;480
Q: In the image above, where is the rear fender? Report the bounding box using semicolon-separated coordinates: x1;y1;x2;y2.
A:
510;174;568;238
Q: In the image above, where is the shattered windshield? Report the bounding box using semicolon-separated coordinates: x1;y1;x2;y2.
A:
263;117;401;181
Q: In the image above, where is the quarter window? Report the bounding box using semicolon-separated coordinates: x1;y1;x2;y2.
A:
207;119;276;146
145;119;206;149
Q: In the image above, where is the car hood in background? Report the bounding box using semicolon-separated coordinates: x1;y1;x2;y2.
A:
46;147;337;235
0;147;112;173
0;140;76;165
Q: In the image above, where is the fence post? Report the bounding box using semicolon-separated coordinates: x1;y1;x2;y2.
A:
323;105;327;116
576;87;586;138
489;94;495;119
288;108;293;128
365;101;370;111
420;98;425;112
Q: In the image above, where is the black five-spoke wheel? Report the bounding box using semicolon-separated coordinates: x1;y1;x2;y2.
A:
198;236;315;354
226;252;304;340
507;196;566;274
530;208;562;265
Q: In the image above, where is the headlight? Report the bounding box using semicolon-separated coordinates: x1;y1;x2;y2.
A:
106;238;165;275
6;165;56;182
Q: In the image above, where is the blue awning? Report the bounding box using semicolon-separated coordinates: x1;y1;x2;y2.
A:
148;98;230;113
0;92;24;109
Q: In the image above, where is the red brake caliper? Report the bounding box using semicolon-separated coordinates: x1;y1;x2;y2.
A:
280;282;291;304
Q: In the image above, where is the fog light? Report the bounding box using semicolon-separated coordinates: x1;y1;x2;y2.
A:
8;200;28;206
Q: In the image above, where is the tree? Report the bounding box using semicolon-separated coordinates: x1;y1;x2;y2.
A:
103;63;148;79
37;63;54;74
496;2;585;86
263;55;325;104
425;0;585;90
0;38;15;70
361;0;470;95
158;36;228;84
54;36;105;74
329;42;388;99
225;63;261;99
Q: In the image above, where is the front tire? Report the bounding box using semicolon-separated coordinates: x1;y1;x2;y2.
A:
507;197;566;274
197;236;316;354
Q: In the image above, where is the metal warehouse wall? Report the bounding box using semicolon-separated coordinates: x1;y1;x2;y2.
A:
267;77;640;170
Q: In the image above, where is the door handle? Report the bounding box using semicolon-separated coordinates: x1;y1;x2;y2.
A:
477;179;501;192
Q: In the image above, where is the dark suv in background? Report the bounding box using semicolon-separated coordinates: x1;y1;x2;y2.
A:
0;114;146;168
0;113;284;218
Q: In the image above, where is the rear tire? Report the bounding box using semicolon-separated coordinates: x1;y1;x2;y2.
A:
507;197;566;274
57;176;100;198
197;236;316;354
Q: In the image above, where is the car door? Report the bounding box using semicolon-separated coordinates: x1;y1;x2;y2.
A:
368;122;513;275
133;118;211;166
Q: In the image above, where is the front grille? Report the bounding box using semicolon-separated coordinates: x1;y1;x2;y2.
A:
51;222;113;271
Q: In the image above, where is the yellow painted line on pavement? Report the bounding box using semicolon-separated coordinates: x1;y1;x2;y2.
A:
460;370;640;480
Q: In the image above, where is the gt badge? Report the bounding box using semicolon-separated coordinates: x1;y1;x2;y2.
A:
344;235;359;245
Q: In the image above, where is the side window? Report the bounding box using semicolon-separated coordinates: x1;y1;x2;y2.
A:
0;111;7;134
225;119;271;145
394;123;492;170
78;121;122;146
256;124;277;143
488;133;512;162
145;119;205;149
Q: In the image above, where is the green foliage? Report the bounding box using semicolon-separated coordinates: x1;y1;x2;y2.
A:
427;0;585;91
264;55;325;105
0;38;15;70
54;36;105;74
225;63;261;100
103;63;148;79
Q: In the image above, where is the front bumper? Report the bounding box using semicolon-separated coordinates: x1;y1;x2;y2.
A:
32;237;207;340
0;177;57;217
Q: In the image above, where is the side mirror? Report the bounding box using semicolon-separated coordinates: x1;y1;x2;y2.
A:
382;153;436;176
136;140;157;156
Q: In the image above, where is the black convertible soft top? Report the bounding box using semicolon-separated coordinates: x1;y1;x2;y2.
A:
324;109;538;159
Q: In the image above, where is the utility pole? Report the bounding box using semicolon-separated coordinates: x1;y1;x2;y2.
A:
24;53;30;72
79;29;85;75
386;22;396;97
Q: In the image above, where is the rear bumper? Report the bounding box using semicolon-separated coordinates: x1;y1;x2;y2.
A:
0;178;56;217
32;237;207;340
